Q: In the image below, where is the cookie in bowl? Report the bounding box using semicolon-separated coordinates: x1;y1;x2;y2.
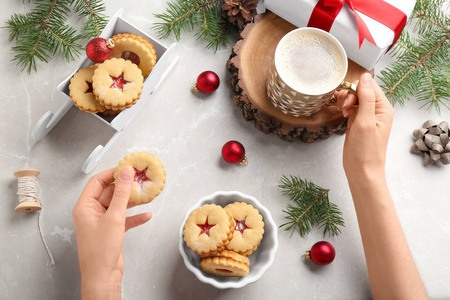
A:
225;202;264;256
200;250;249;277
183;204;235;256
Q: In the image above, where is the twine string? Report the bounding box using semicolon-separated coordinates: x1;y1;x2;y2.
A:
17;176;55;266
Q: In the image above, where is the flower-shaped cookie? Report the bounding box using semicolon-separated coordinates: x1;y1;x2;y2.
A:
183;204;235;256
114;152;166;203
110;33;157;78
224;202;264;256
69;65;105;113
200;250;250;277
92;58;144;111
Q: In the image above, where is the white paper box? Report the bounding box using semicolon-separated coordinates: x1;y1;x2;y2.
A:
32;9;179;173
264;0;415;70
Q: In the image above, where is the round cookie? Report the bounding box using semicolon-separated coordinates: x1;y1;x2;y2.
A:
110;33;157;78
224;202;264;256
69;65;105;113
92;58;144;110
200;250;250;277
114;152;165;203
183;204;235;256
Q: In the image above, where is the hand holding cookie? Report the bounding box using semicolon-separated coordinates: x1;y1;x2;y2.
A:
73;167;153;298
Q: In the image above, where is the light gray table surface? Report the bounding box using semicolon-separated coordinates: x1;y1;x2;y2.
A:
1;1;449;299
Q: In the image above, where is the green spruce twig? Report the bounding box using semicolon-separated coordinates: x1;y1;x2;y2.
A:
5;0;108;73
152;0;232;51
379;0;450;113
279;175;345;238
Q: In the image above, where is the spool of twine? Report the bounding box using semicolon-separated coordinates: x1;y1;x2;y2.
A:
14;169;55;266
14;169;42;212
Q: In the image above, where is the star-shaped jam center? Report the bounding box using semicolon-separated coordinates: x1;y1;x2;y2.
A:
197;217;215;236
109;72;130;92
234;218;249;234
85;81;93;94
133;167;150;185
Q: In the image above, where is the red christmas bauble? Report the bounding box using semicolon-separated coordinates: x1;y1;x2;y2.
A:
222;140;247;164
306;241;335;265
194;71;220;93
86;38;113;63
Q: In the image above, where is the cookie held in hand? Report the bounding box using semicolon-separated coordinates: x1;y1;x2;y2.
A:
114;152;166;203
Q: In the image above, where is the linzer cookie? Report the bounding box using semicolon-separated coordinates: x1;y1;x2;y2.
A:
114;152;166;203
200;250;250;277
110;33;157;78
69;65;105;113
183;204;235;256
224;202;264;256
92;58;144;111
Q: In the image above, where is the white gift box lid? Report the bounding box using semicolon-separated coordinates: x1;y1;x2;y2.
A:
264;0;416;70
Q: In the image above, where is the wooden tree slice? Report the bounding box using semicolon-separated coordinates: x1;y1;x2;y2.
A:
227;12;371;143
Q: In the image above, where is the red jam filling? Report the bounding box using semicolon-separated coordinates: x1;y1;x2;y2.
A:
215;268;233;273
133;167;150;185
85;81;93;93
235;218;249;234
121;51;140;66
197;217;215;236
109;72;130;92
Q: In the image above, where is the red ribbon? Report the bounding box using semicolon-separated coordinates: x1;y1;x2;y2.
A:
307;0;407;49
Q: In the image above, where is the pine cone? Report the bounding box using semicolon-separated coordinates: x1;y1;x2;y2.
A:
222;0;258;26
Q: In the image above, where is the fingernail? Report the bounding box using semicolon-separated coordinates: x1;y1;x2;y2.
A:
120;167;134;182
361;73;372;86
342;108;348;117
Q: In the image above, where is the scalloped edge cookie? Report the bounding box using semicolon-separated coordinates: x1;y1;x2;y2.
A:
92;58;144;110
224;202;265;256
200;250;250;277
114;151;166;203
69;65;106;113
183;204;235;256
110;33;157;78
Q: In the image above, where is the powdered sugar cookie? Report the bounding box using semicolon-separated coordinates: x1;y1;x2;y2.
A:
114;152;166;203
92;58;144;110
69;65;105;113
110;33;157;78
224;202;264;256
183;204;235;256
200;250;250;277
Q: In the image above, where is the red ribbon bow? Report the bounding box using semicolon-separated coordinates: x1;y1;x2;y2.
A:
307;0;407;49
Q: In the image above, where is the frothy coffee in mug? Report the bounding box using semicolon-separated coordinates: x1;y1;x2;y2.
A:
275;30;347;95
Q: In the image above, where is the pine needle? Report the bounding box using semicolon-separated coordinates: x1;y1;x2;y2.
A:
152;0;233;51
379;0;450;112
5;0;108;73
279;175;345;238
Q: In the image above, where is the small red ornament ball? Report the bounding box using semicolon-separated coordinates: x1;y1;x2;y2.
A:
86;38;113;63
306;241;335;265
194;71;220;93
222;140;247;164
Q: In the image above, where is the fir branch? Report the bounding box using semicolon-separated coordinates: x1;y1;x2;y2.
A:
153;0;232;51
379;0;450;112
72;0;108;38
5;0;108;73
279;175;345;238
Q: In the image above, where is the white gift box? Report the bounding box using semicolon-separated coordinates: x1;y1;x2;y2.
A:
264;0;415;70
32;9;179;174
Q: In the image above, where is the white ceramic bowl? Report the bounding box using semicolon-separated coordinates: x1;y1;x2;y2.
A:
179;191;278;289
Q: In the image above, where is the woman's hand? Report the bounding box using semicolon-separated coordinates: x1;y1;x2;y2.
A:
336;73;395;180
73;167;152;299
